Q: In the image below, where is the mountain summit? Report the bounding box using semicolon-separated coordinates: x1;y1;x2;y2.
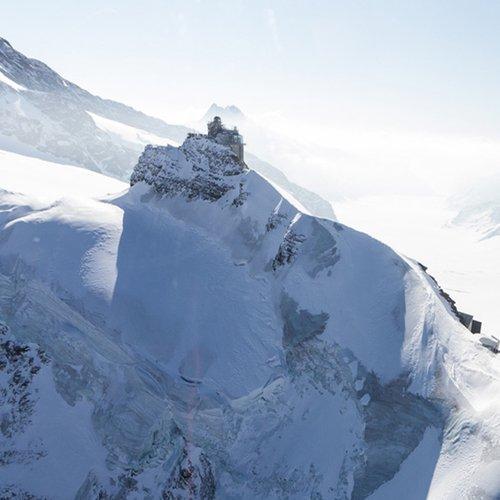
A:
2;136;497;497
0;36;190;178
202;103;246;124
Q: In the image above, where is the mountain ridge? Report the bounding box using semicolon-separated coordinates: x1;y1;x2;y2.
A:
0;36;335;220
0;138;499;497
0;38;499;500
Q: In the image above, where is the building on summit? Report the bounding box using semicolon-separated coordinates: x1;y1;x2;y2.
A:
207;116;245;161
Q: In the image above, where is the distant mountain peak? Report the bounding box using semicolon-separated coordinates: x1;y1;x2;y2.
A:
203;103;246;124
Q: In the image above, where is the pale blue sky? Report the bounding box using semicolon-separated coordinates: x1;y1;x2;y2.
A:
3;0;500;139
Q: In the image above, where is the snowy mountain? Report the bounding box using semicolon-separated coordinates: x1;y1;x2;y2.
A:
0;38;334;221
197;103;368;204
450;174;500;240
196;104;336;219
202;104;246;124
0;36;189;179
0;137;499;499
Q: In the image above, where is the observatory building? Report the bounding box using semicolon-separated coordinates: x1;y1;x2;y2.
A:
207;116;245;161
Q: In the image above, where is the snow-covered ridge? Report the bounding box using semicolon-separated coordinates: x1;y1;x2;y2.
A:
199;102;337;220
0;36;190;180
0;69;26;91
0;134;499;497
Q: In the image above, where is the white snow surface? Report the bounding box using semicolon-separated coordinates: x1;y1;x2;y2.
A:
0;139;499;499
0;149;126;202
335;194;500;338
0;69;26;91
88;111;179;149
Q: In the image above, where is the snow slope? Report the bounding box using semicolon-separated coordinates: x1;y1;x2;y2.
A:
0;138;499;498
0;69;26;91
335;194;500;337
0;149;126;201
88;112;179;149
0;35;190;180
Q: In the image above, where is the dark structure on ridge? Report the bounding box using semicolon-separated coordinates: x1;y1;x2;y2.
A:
206;116;245;162
458;311;482;334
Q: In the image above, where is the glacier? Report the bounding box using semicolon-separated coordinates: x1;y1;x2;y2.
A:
0;136;499;498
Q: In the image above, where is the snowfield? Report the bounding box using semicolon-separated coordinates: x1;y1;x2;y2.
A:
335;194;500;340
88;112;179;149
0;149;126;201
0;138;499;499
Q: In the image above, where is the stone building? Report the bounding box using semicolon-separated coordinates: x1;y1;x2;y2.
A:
207;116;244;161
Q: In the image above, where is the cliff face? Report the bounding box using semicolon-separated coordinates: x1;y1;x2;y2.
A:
131;137;247;202
0;137;499;499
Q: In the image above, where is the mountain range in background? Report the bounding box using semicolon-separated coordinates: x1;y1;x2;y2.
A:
0;37;335;220
450;173;500;240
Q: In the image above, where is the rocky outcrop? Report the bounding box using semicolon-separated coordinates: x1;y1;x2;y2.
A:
271;229;306;270
130;137;248;202
0;320;49;487
0;322;49;442
163;442;216;500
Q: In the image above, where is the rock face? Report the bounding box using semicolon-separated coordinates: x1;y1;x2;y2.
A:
0;322;48;444
0;138;499;499
130;137;247;202
163;443;216;499
0;321;50;499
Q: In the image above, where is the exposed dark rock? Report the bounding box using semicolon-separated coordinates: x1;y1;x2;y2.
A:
280;294;329;348
352;373;442;500
162;442;216;500
266;212;288;232
0;322;49;440
272;230;306;270
131;137;248;203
